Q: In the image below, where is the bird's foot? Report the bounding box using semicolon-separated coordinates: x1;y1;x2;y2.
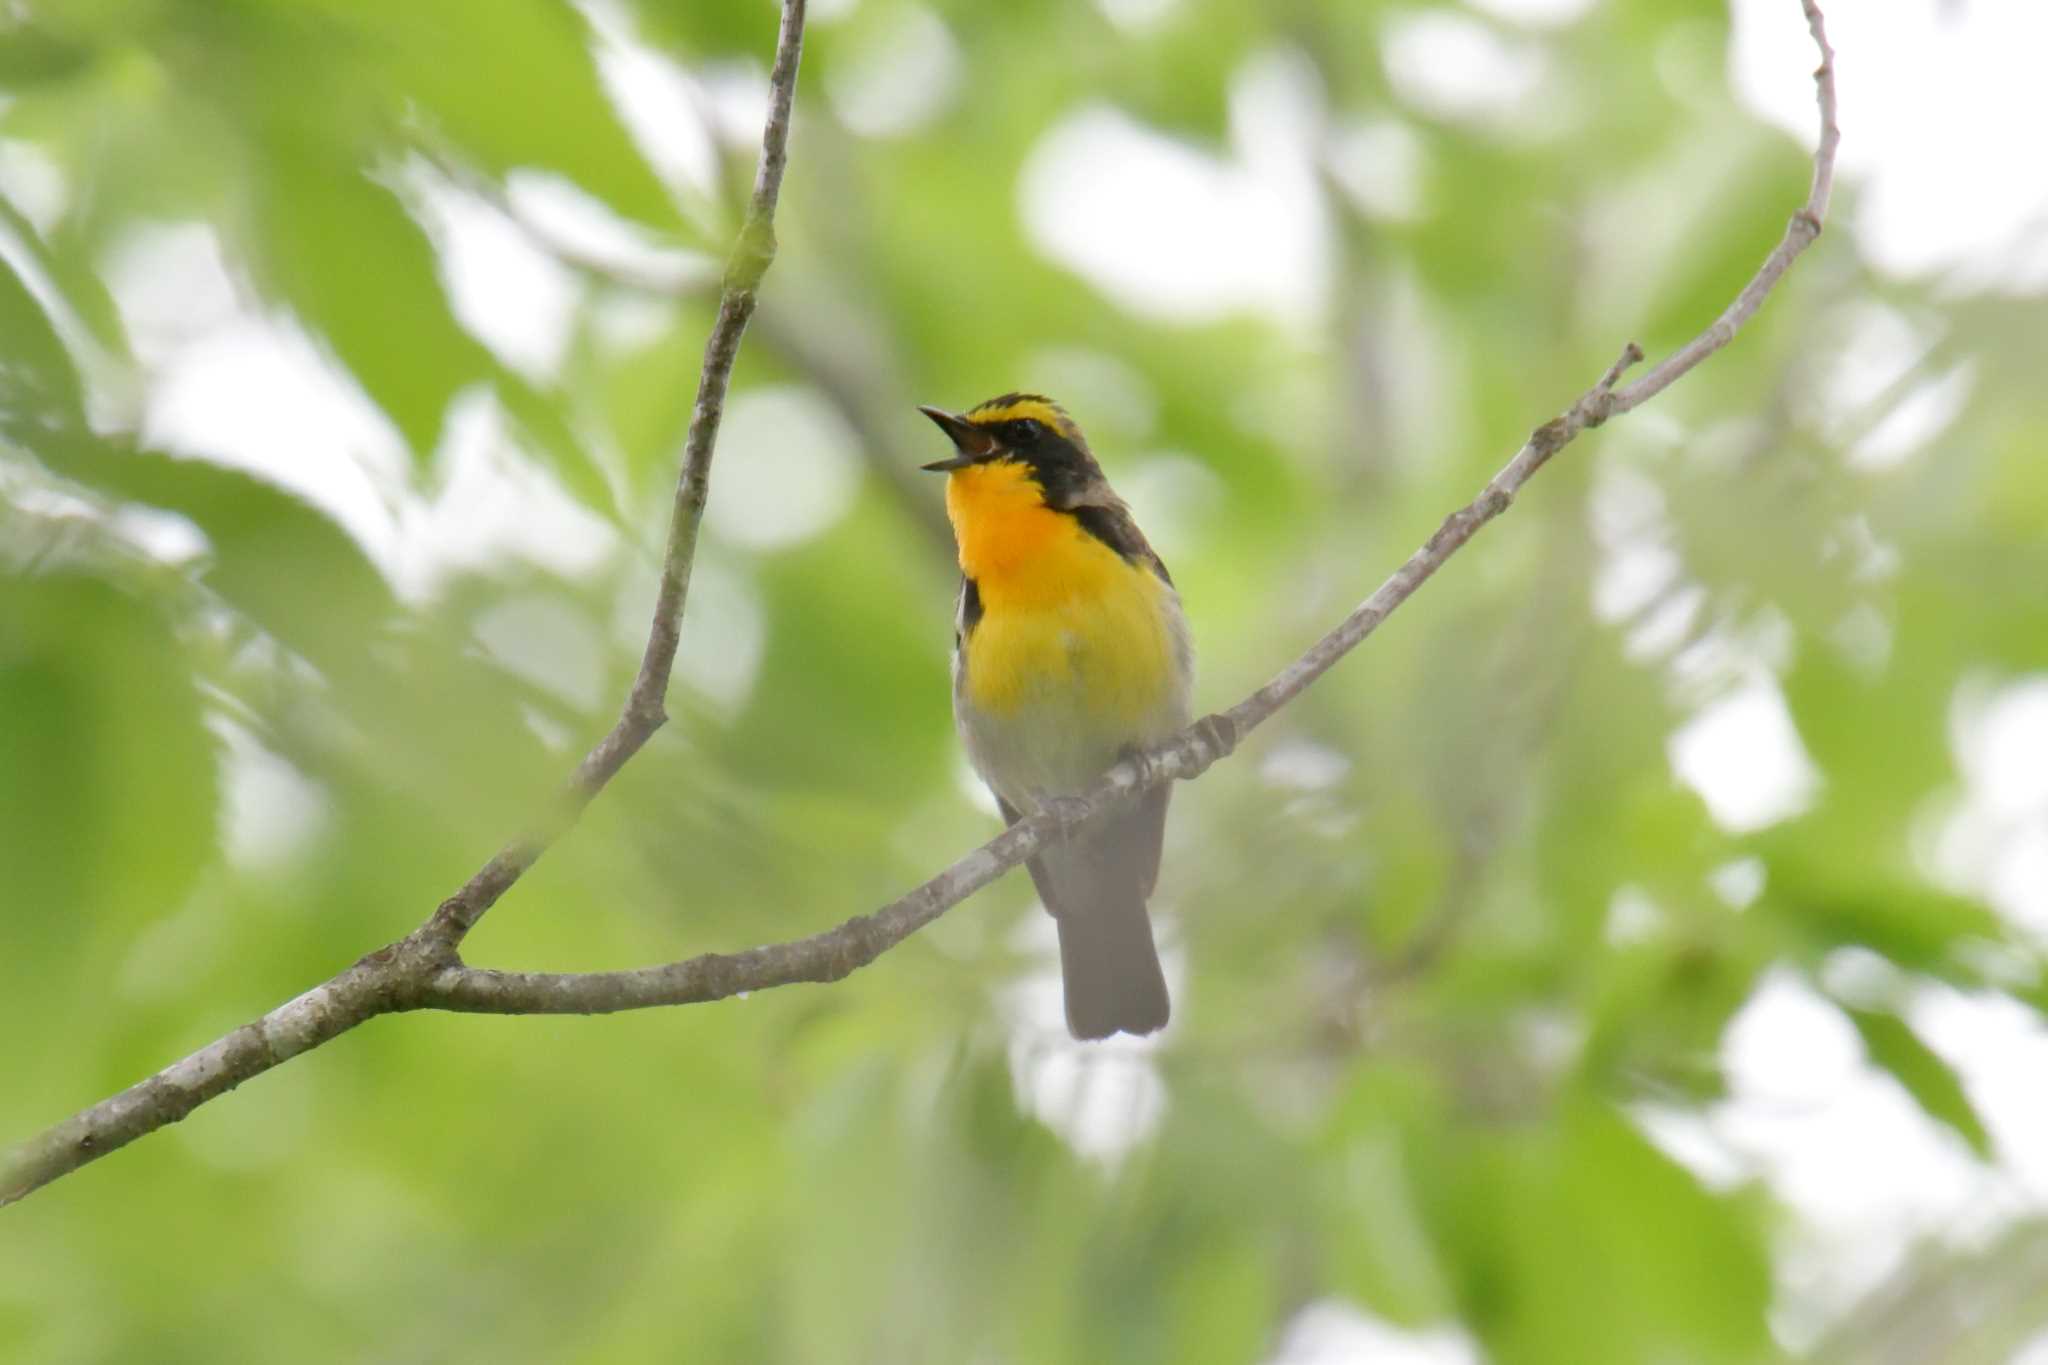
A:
1186;712;1239;773
1036;792;1095;845
1133;712;1239;786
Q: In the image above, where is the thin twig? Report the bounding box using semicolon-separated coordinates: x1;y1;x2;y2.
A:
423;0;808;948
1610;0;1837;415
1;0;1838;1208
2;0;811;1207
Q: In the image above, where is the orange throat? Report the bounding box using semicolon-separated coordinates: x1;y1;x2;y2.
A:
942;456;1182;735
944;459;1075;605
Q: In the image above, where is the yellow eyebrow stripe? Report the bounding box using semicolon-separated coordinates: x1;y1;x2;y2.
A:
966;398;1076;439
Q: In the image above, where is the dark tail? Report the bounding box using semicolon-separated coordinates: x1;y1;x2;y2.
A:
1001;786;1173;1040
1055;894;1169;1040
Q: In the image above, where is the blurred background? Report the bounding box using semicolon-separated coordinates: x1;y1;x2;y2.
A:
3;0;2045;1360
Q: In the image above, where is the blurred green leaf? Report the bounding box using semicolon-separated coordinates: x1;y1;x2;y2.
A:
0;244;88;445
0;198;131;367
0;22;99;85
0;569;216;932
628;0;781;61
247;127;487;459
498;370;622;520
32;438;397;670
342;0;679;229
1763;843;2004;982
1848;1004;1995;1160
1420;1095;1775;1365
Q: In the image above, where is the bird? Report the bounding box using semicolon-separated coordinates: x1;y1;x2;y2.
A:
918;393;1191;1039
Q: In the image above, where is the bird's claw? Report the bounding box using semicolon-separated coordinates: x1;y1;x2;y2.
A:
1035;792;1095;845
1118;713;1240;794
1157;712;1239;782
1189;712;1238;769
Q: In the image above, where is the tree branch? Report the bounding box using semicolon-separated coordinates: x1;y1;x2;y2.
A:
2;0;811;1208
423;0;809;949
1610;0;1837;416
1;0;1837;1208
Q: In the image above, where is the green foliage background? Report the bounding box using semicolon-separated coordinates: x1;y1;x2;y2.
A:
2;0;2043;1360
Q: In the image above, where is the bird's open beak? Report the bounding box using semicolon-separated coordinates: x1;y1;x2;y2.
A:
918;405;998;471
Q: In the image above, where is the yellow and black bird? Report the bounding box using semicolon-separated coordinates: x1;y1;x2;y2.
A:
919;394;1191;1039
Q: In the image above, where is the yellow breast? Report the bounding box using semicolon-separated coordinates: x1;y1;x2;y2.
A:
946;460;1179;732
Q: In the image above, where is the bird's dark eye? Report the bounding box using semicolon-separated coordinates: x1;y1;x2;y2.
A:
1007;418;1043;445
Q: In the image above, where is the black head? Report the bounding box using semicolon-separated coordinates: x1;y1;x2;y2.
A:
916;393;1106;508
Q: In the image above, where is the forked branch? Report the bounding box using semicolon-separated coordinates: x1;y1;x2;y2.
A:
1;0;1838;1207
